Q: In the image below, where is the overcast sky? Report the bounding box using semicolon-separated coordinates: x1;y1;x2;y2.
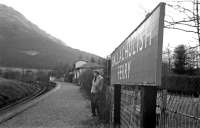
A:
0;0;197;57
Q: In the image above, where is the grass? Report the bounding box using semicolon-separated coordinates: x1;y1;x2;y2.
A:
79;87;111;128
0;77;43;108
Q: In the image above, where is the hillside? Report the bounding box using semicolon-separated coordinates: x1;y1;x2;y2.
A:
0;4;104;69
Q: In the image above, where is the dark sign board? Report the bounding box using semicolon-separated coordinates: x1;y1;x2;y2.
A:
111;3;165;86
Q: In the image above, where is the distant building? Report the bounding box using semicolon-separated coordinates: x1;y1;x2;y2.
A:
72;60;104;84
79;62;104;75
73;60;88;81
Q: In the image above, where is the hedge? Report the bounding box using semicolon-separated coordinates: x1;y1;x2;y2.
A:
78;69;110;122
162;75;200;96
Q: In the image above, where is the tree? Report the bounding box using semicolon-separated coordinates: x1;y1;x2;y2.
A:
97;57;102;64
78;55;83;60
90;57;96;63
163;43;173;73
165;0;200;45
53;62;70;78
173;45;187;74
185;45;200;74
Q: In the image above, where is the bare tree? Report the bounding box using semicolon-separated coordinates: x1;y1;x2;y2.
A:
164;0;200;45
163;43;173;72
185;44;200;69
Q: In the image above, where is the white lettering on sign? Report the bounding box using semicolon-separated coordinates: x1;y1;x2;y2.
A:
111;3;165;85
111;31;151;67
117;61;131;80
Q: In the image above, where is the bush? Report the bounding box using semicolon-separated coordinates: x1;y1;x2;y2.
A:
36;71;49;82
78;69;110;122
0;78;38;107
0;77;56;108
21;70;36;83
98;84;112;122
78;69;93;95
162;75;200;96
0;69;2;76
2;70;21;80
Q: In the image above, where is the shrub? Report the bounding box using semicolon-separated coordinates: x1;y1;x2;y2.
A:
0;77;56;108
21;70;36;83
78;69;93;95
78;69;110;122
162;75;200;96
36;71;49;82
0;69;2;76
2;70;21;80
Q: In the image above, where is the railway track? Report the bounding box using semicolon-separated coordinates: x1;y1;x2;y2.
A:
0;84;49;113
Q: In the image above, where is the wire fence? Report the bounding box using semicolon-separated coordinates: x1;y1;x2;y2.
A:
106;44;200;127
156;45;200;128
156;90;200;128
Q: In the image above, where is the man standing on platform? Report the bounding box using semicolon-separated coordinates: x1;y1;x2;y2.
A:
90;70;104;117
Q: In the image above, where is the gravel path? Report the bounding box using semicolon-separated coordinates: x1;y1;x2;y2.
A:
0;82;108;128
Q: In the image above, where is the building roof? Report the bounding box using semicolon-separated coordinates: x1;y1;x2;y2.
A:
73;59;88;64
74;60;88;69
79;62;104;69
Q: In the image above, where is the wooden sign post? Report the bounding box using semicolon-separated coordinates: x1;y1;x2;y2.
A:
113;84;121;127
110;3;165;128
140;86;157;128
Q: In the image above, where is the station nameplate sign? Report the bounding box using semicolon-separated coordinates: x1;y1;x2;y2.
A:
111;3;165;86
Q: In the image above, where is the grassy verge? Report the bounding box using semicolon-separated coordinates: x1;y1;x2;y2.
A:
0;77;55;109
78;69;111;126
79;88;111;128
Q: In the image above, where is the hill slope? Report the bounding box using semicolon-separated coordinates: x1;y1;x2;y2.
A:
0;4;104;69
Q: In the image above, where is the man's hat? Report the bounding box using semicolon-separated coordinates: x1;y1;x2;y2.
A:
93;70;100;74
93;69;104;75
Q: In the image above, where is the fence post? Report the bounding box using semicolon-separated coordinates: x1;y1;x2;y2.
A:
140;86;157;128
160;62;168;128
160;89;167;128
114;84;121;127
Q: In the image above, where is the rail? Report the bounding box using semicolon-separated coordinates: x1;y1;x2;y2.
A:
0;84;48;112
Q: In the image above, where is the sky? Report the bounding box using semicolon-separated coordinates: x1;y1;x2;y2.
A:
0;0;197;58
